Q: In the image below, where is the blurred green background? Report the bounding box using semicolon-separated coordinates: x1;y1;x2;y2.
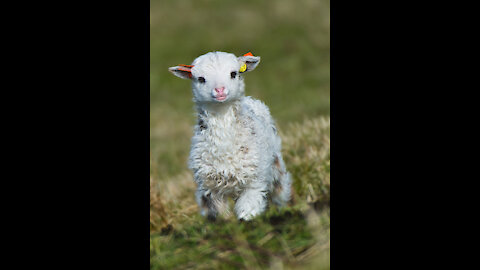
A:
151;0;329;179
151;0;330;269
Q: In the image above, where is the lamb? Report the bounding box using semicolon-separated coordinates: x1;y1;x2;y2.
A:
168;51;292;221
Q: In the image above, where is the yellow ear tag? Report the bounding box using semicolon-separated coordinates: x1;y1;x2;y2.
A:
239;63;247;73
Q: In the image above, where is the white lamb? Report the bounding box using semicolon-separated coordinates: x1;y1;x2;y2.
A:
168;51;292;221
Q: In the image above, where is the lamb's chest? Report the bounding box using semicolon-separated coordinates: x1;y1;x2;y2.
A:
190;111;258;187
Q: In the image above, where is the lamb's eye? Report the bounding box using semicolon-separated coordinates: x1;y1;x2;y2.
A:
198;77;206;83
231;72;237;79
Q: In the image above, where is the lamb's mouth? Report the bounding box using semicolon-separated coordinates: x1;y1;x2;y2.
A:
215;95;227;101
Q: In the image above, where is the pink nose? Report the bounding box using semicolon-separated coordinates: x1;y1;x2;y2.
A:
215;87;225;94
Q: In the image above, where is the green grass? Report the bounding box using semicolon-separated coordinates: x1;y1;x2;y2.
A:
150;0;330;268
151;206;329;270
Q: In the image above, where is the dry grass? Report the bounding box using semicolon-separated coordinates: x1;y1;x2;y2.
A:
150;171;197;232
281;117;330;204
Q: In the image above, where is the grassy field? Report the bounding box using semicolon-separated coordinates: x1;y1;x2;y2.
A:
150;0;330;268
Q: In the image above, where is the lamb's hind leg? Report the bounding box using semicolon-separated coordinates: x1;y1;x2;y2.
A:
272;155;292;206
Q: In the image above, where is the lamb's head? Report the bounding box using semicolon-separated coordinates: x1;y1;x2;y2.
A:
169;51;260;104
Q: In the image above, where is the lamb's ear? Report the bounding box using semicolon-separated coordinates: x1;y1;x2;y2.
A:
237;52;261;73
168;65;194;79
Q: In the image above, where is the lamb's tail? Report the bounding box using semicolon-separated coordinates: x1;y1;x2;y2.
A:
272;155;293;206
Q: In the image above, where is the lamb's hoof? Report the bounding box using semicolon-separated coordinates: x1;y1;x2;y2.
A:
237;215;253;223
207;214;217;222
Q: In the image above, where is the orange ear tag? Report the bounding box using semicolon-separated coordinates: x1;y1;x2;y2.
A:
243;52;254;56
177;65;193;78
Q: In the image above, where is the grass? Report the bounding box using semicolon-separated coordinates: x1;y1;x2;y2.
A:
150;117;330;269
150;0;330;268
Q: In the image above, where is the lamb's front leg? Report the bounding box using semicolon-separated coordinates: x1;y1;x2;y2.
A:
195;188;218;221
196;187;230;221
234;188;268;221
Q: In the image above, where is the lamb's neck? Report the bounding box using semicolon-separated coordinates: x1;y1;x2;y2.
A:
196;101;241;120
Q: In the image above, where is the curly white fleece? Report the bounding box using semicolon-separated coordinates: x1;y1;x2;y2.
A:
172;51;291;220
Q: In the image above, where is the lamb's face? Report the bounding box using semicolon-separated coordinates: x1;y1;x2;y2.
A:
169;51;261;104
190;52;244;103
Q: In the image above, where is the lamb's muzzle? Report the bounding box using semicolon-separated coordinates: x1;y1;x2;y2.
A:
214;87;226;101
